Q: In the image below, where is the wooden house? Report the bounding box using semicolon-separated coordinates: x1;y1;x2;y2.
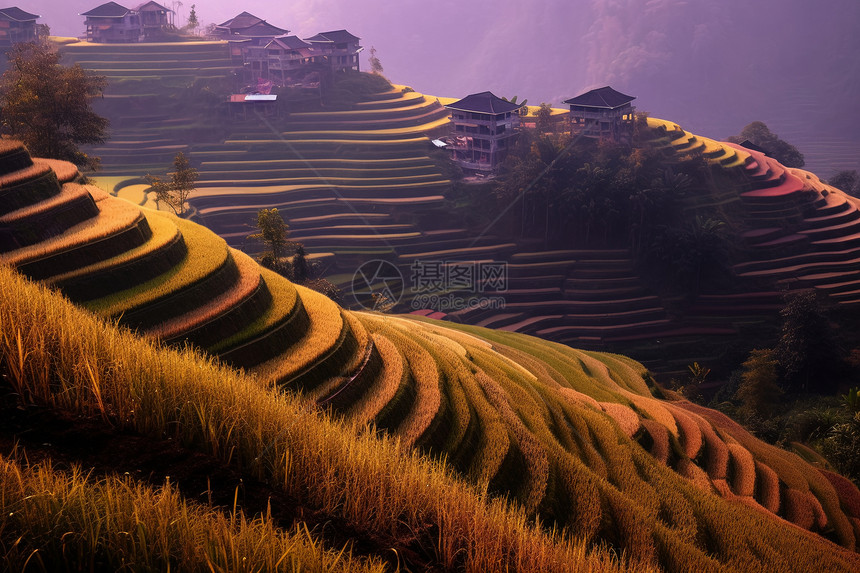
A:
563;86;635;142
304;30;362;72
81;2;142;43
135;1;173;40
245;35;321;85
444;91;524;174
0;7;39;46
213;11;288;46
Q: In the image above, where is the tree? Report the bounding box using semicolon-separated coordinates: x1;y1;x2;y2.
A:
828;170;860;197
247;208;294;261
368;46;383;75
679;362;711;402
292;244;310;282
774;290;842;393
534;103;554;133
735;348;783;419
185;4;199;33
145;152;198;216
727;121;804;168
0;41;108;170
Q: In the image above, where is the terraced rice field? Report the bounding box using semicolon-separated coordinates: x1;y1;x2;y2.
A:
3;143;860;572
61;41;860;374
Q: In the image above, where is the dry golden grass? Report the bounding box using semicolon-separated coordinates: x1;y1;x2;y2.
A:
0;455;386;572
253;285;346;386
0;195;142;266
640;419;670;465
0;181;93;224
207;266;299;354
45;210;180;284
698;419;729;481
365;316;441;445
0;265;646;573
303;311;372;404
35;158;79;183
755;461;781;514
0;161;50;188
600;401;641;438
475;368;550;514
83;215;231;317
785;488;816;529
345;332;405;424
726;442;756;497
676;458;713;492
148;247;263;340
669;406;703;459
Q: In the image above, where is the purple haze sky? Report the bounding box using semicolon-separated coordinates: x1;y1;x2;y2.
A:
23;0;860;175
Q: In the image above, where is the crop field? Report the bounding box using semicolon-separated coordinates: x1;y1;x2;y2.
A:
0;193;143;266
45;209;181;290
83;214;231;318
6;98;860;570
148;247;264;341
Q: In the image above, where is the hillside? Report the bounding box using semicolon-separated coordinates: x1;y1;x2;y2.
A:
48;37;860;379
2;140;860;571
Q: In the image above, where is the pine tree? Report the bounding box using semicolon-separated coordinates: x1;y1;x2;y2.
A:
186;4;199;34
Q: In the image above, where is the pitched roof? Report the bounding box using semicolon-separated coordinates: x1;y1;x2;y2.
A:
563;86;636;109
0;7;40;21
216;11;287;36
240;21;288;37
134;1;172;12
445;91;524;115
81;2;132;18
218;11;264;29
268;35;312;50
305;29;360;44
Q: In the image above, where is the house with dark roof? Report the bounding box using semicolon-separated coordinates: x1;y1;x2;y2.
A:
212;11;288;46
245;35;322;85
0;7;40;46
563;86;636;142
304;29;362;72
444;91;524;173
81;2;142;43
135;1;173;40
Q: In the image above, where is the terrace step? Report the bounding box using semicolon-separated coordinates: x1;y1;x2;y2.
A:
535;318;674;339
498;295;664;314
564;286;649;301
474;312;528;329
563;276;643;290
735;245;860;275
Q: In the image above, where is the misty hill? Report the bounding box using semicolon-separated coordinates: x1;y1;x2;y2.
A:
3;140;860;571
52;37;860;379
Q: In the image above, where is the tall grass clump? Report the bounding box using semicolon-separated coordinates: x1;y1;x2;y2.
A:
0;455;385;572
0;265;644;573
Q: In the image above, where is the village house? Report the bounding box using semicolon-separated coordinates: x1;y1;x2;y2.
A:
244;35;322;86
303;30;362;73
211;11;289;66
81;2;142;43
444;91;524;174
563;86;636;142
0;6;39;47
136;1;173;40
80;1;174;43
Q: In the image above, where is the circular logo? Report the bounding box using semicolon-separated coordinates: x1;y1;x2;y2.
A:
351;259;404;311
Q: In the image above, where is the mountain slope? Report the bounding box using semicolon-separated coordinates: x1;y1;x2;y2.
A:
2;141;860;571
